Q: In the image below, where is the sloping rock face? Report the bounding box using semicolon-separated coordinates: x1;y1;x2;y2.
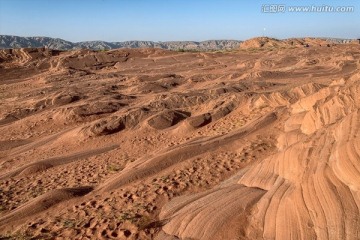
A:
158;76;360;240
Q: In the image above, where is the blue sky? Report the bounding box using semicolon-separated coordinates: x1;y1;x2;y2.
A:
0;0;359;42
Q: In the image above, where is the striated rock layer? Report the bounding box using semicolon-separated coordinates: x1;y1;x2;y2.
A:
0;42;359;239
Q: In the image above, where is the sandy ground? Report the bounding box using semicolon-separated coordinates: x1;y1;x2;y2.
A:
0;38;360;239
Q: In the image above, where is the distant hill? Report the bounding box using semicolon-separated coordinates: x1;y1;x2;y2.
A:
0;35;242;51
239;37;356;49
1;35;356;51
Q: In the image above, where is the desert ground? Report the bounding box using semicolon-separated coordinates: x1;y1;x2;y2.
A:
0;37;359;239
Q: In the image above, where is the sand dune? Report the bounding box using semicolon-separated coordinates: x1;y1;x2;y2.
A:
0;40;359;239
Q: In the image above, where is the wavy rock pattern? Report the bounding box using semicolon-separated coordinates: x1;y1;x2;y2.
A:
0;43;359;239
156;56;360;239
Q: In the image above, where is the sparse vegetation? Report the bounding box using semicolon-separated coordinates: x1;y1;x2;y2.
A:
176;48;200;52
63;219;76;228
107;163;123;172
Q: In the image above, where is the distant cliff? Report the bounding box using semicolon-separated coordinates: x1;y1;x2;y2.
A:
0;35;242;51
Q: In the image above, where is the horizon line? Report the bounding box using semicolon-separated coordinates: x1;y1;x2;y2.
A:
0;34;357;43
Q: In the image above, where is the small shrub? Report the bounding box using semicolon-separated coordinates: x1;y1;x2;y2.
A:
107;164;122;172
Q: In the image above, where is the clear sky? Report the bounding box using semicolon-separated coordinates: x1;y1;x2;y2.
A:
0;0;359;42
